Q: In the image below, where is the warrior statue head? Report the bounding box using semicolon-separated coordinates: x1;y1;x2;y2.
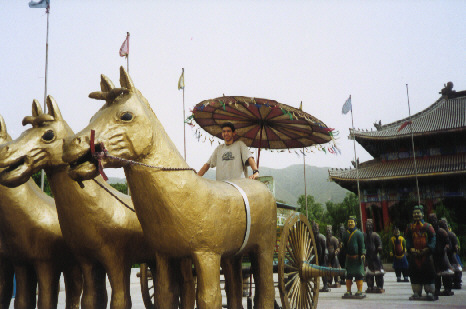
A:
326;225;333;238
393;226;400;237
366;219;374;234
412;205;424;223
427;213;438;230
312;220;320;236
439;217;449;231
347;215;357;230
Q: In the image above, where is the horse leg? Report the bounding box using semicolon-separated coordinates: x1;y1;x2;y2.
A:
35;262;60;309
13;264;37;309
0;257;14;309
221;255;243;309
250;248;274;309
79;261;108;309
62;260;83;309
179;257;195;309
105;257;132;309
153;253;179;309
192;251;222;309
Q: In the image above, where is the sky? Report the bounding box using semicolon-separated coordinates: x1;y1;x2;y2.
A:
1;0;465;180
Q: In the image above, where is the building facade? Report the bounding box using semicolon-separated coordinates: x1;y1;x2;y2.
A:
329;84;466;232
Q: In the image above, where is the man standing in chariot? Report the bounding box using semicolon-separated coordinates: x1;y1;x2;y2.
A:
198;122;260;180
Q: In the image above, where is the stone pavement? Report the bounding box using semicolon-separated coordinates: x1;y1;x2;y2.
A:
8;269;466;308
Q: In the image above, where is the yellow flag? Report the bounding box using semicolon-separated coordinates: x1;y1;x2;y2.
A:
178;68;185;90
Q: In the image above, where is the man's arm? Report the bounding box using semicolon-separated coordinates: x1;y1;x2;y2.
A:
247;157;259;180
198;163;210;177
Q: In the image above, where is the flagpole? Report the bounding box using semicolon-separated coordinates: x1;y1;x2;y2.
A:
181;68;187;160
41;3;51;192
406;84;421;206
126;32;130;73
349;97;364;232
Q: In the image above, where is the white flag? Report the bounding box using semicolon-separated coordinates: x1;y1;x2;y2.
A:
342;95;352;114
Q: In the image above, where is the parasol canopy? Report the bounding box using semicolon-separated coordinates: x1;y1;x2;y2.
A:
189;96;335;165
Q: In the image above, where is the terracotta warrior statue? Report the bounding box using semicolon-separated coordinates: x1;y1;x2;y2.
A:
326;225;341;287
364;219;385;293
342;216;366;298
338;223;346;284
312;221;330;292
389;226;409;282
427;213;454;297
405;205;437;300
440;218;462;290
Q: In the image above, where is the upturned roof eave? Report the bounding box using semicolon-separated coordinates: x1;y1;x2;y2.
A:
329;170;466;183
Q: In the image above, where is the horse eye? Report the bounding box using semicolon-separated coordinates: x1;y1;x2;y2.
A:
120;112;133;121
42;130;55;141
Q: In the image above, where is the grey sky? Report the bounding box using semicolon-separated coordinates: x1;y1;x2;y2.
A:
1;1;465;180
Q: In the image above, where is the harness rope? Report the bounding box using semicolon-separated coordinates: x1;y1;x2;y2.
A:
92;178;136;213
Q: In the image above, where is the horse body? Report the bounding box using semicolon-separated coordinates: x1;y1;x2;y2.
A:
0;116;82;309
64;67;277;309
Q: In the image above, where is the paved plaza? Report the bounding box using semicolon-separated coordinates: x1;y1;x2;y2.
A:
8;269;466;308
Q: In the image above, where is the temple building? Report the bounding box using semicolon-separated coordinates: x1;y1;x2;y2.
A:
329;83;466;232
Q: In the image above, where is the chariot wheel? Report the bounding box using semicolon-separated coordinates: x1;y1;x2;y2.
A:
140;263;155;309
278;213;320;309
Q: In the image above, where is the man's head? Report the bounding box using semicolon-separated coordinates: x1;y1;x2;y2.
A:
347;216;356;229
221;122;236;145
412;205;424;223
366;219;374;233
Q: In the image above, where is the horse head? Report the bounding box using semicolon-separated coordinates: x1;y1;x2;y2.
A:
64;66;162;181
0;96;72;188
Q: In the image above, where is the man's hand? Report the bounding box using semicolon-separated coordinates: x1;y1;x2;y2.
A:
249;171;259;180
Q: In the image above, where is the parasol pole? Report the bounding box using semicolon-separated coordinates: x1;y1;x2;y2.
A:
349;98;364;232
303;147;308;218
406;84;421;206
256;125;263;168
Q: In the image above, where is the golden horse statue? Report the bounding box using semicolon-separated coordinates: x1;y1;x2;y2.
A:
0;115;82;309
64;67;277;309
0;237;14;309
0;99;195;309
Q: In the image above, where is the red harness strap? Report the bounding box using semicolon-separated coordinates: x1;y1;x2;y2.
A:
90;129;108;181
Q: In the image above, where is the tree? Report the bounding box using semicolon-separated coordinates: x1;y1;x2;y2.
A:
297;194;324;223
110;183;129;195
325;192;361;231
32;171;52;196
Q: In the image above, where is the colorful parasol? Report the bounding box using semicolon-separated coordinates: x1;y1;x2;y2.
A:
188;96;336;166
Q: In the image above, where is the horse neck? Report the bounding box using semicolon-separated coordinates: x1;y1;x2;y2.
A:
124;116;198;210
45;165;111;210
0;179;54;226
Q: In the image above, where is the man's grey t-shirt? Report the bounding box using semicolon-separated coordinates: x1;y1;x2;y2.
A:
206;140;252;181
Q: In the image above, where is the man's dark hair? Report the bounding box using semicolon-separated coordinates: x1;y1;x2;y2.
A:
221;122;235;132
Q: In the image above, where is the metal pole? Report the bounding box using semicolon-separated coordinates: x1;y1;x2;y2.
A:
406;84;421;205
303;147;308;218
182;69;186;160
350;103;364;232
41;5;50;192
126;32;130;73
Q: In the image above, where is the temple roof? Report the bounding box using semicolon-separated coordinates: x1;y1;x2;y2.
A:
329;153;466;183
351;95;466;140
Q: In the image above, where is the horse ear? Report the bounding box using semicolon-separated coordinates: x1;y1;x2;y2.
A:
32;99;43;117
100;74;115;92
0;114;6;134
46;95;63;120
119;66;135;91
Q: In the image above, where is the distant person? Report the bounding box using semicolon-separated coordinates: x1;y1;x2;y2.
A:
198;122;260;181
